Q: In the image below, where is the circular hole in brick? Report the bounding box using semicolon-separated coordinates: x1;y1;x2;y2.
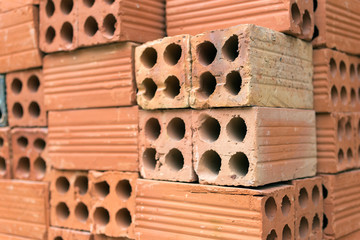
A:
347;148;353;162
358;88;360;102
34;138;46;151
16;157;30;178
75;202;89;222
198;72;217;98
29;102;41;118
229;152;249;177
299;217;309;239
199;116;220;142
312;25;319;40
351;88;356;105
83;0;95;7
340;61;346;79
312;185;320;206
74;176;88;195
11;78;22;94
266;230;277;240
60;22;73;44
142;78;157;100
198;150;221;179
301;10;312;35
299;188;308;209
27;75;40;92
165;148;184;171
0;157;6;176
224;71;242;96
0;138;3;147
164;43;182;66
265;197;277;220
116;208;132;228
312;214;320;231
143;148;157;170
84;16;98;37
54;237;63;240
94;207;110;226
282;224;291;240
34;157;46;180
103;14;117;37
226;117;247;142
56;176;70;194
46;0;55;17
94;181;110;199
17;136;28;148
314;0;318;11
46;26;56;44
197;41;217;66
104;0;115;4
281;195;291;216
337;119;344;140
330;58;337;77
345;121;352;139
323;214;328;229
358;64;360;80
56;202;70;221
338;148;344;163
141;47;157;68
60;0;73;14
322;184;328;199
116;180;132;200
340;86;347;105
222;35;239;61
350;64;356;81
167;118;185;141
144;118;161;141
164;76;181;98
291;3;301;24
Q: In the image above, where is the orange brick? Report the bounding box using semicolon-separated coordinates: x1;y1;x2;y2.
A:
0;0;39;13
0;127;11;179
48;227;92;240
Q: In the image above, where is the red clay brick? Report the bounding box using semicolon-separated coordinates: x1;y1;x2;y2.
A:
192;107;316;186
135;179;295;240
167;0;314;40
139;109;196;182
44;43;137;111
6;69;46;127
48;107;138;171
190;24;313;109
48;227;92;240
0;1;39;13
0;127;11;179
136;35;191;109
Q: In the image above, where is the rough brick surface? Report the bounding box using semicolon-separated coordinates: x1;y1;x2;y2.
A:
0;128;10;179
313;0;360;55
136;179;295;240
139;109;196;182
136;35;191;109
49;107;138;171
0;5;42;73
193;107;316;186
167;0;314;40
313;49;360;113
11;128;49;181
44;43;137;111
0;180;48;239
0;0;39;13
89;171;137;238
0;75;7;126
48;227;92;240
190;24;313;109
6;69;46;127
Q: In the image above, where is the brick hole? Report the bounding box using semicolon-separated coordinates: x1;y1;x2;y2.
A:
29;102;41;118
291;3;301;24
198;150;221;179
140;47;157;69
46;27;56;44
46;0;55;17
329;58;337;77
75;202;89;222
54;237;63;240
142;78;157;100
34;157;46;180
265;197;277;220
56;202;70;221
17;136;28;148
165;148;184;171
312;214;320;232
312;185;320;206
116;180;132;200
56;176;70;194
338;148;344;163
282;224;291;240
299;217;309;239
313;0;318;11
229;152;249;177
104;0;115;4
103;14;117;38
301;10;312;35
323;213;328;229
11;78;22;94
345;121;352;139
299;188;308;209
16;157;30;178
340;61;346;79
198;72;217;98
357;64;360;80
12;103;23;118
225;71;242;95
83;0;95;7
164;76;181;98
60;22;73;44
94;181;110;199
167;117;185;140
266;230;277;240
358;88;360;102
116;208;132;228
312;25;319;40
226;117;246;142
281;195;291;216
222;35;239;61
351;88;356;105
84;16;98;37
337;118;344;140
60;0;73;14
350;64;356;81
34;138;46;151
199;116;221;142
27;75;40;92
94;207;110;226
322;184;328;199
0;157;6;175
143;148;157;170
358;119;360;137
347;148;353;162
197;41;217;66
0;137;3;147
74;176;88;195
144;118;161;141
340;86;347;105
164;43;182;66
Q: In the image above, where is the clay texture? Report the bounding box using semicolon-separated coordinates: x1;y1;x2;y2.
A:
48;226;92;240
0;0;39;13
0;128;10;179
0;75;7;126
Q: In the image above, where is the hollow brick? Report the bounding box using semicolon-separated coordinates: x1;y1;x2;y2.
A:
0;128;10;179
48;227;92;240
